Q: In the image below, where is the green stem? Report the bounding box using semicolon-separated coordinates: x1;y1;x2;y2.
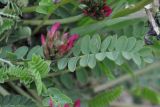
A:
22;6;37;13
94;61;160;93
0;58;13;66
8;82;43;106
0;85;10;96
112;0;153;18
25;88;42;103
32;13;52;35
22;14;84;25
8;82;31;99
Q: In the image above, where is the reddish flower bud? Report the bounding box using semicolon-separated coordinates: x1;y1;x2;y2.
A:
49;22;61;38
62;33;69;42
58;44;68;55
80;0;112;20
64;104;70;107
67;34;79;50
67;34;79;42
74;99;81;107
103;5;112;17
49;97;54;107
41;34;46;45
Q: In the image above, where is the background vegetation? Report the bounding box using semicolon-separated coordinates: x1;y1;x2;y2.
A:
0;0;160;107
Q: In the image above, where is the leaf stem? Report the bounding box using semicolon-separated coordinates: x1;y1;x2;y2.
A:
8;82;31;99
0;58;14;66
0;85;10;96
22;14;84;25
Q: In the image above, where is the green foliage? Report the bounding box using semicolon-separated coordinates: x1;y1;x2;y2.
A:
76;68;88;84
134;87;160;104
0;27;32;46
88;87;122;107
98;62;115;80
0;19;14;36
71;16;142;35
112;0;153;18
58;34;153;72
36;0;73;14
36;0;56;14
0;66;31;84
0;45;44;60
0;55;51;95
27;46;44;60
0;0;159;106
28;55;51;95
60;74;74;89
14;46;28;59
43;88;72;106
0;95;37;107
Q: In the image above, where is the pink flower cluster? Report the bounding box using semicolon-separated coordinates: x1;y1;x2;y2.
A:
41;22;79;58
80;0;112;20
49;98;81;107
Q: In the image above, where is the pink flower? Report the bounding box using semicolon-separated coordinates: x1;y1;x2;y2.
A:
61;33;69;42
49;22;61;38
41;22;79;57
41;34;46;45
58;34;79;55
67;34;79;50
64;99;81;107
64;104;70;107
74;99;81;107
103;5;112;17
58;44;68;55
67;34;79;42
49;97;54;107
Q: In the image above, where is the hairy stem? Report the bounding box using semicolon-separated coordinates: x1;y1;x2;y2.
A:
0;85;10;96
0;58;13;66
8;82;31;99
22;14;84;25
112;0;153;18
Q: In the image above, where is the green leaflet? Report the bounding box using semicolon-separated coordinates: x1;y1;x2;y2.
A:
0;95;37;107
76;68;88;84
80;35;90;54
101;36;112;52
89;34;101;53
0;19;14;36
0;67;8;83
28;55;51;95
98;62;115;80
57;34;153;71
68;57;79;72
58;58;68;70
15;46;28;59
27;45;44;60
0;27;32;46
29;55;51;77
134;87;160;104
36;0;73;14
42;88;72;106
36;0;56;14
60;74;74;89
88;87;122;107
0;55;51;95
